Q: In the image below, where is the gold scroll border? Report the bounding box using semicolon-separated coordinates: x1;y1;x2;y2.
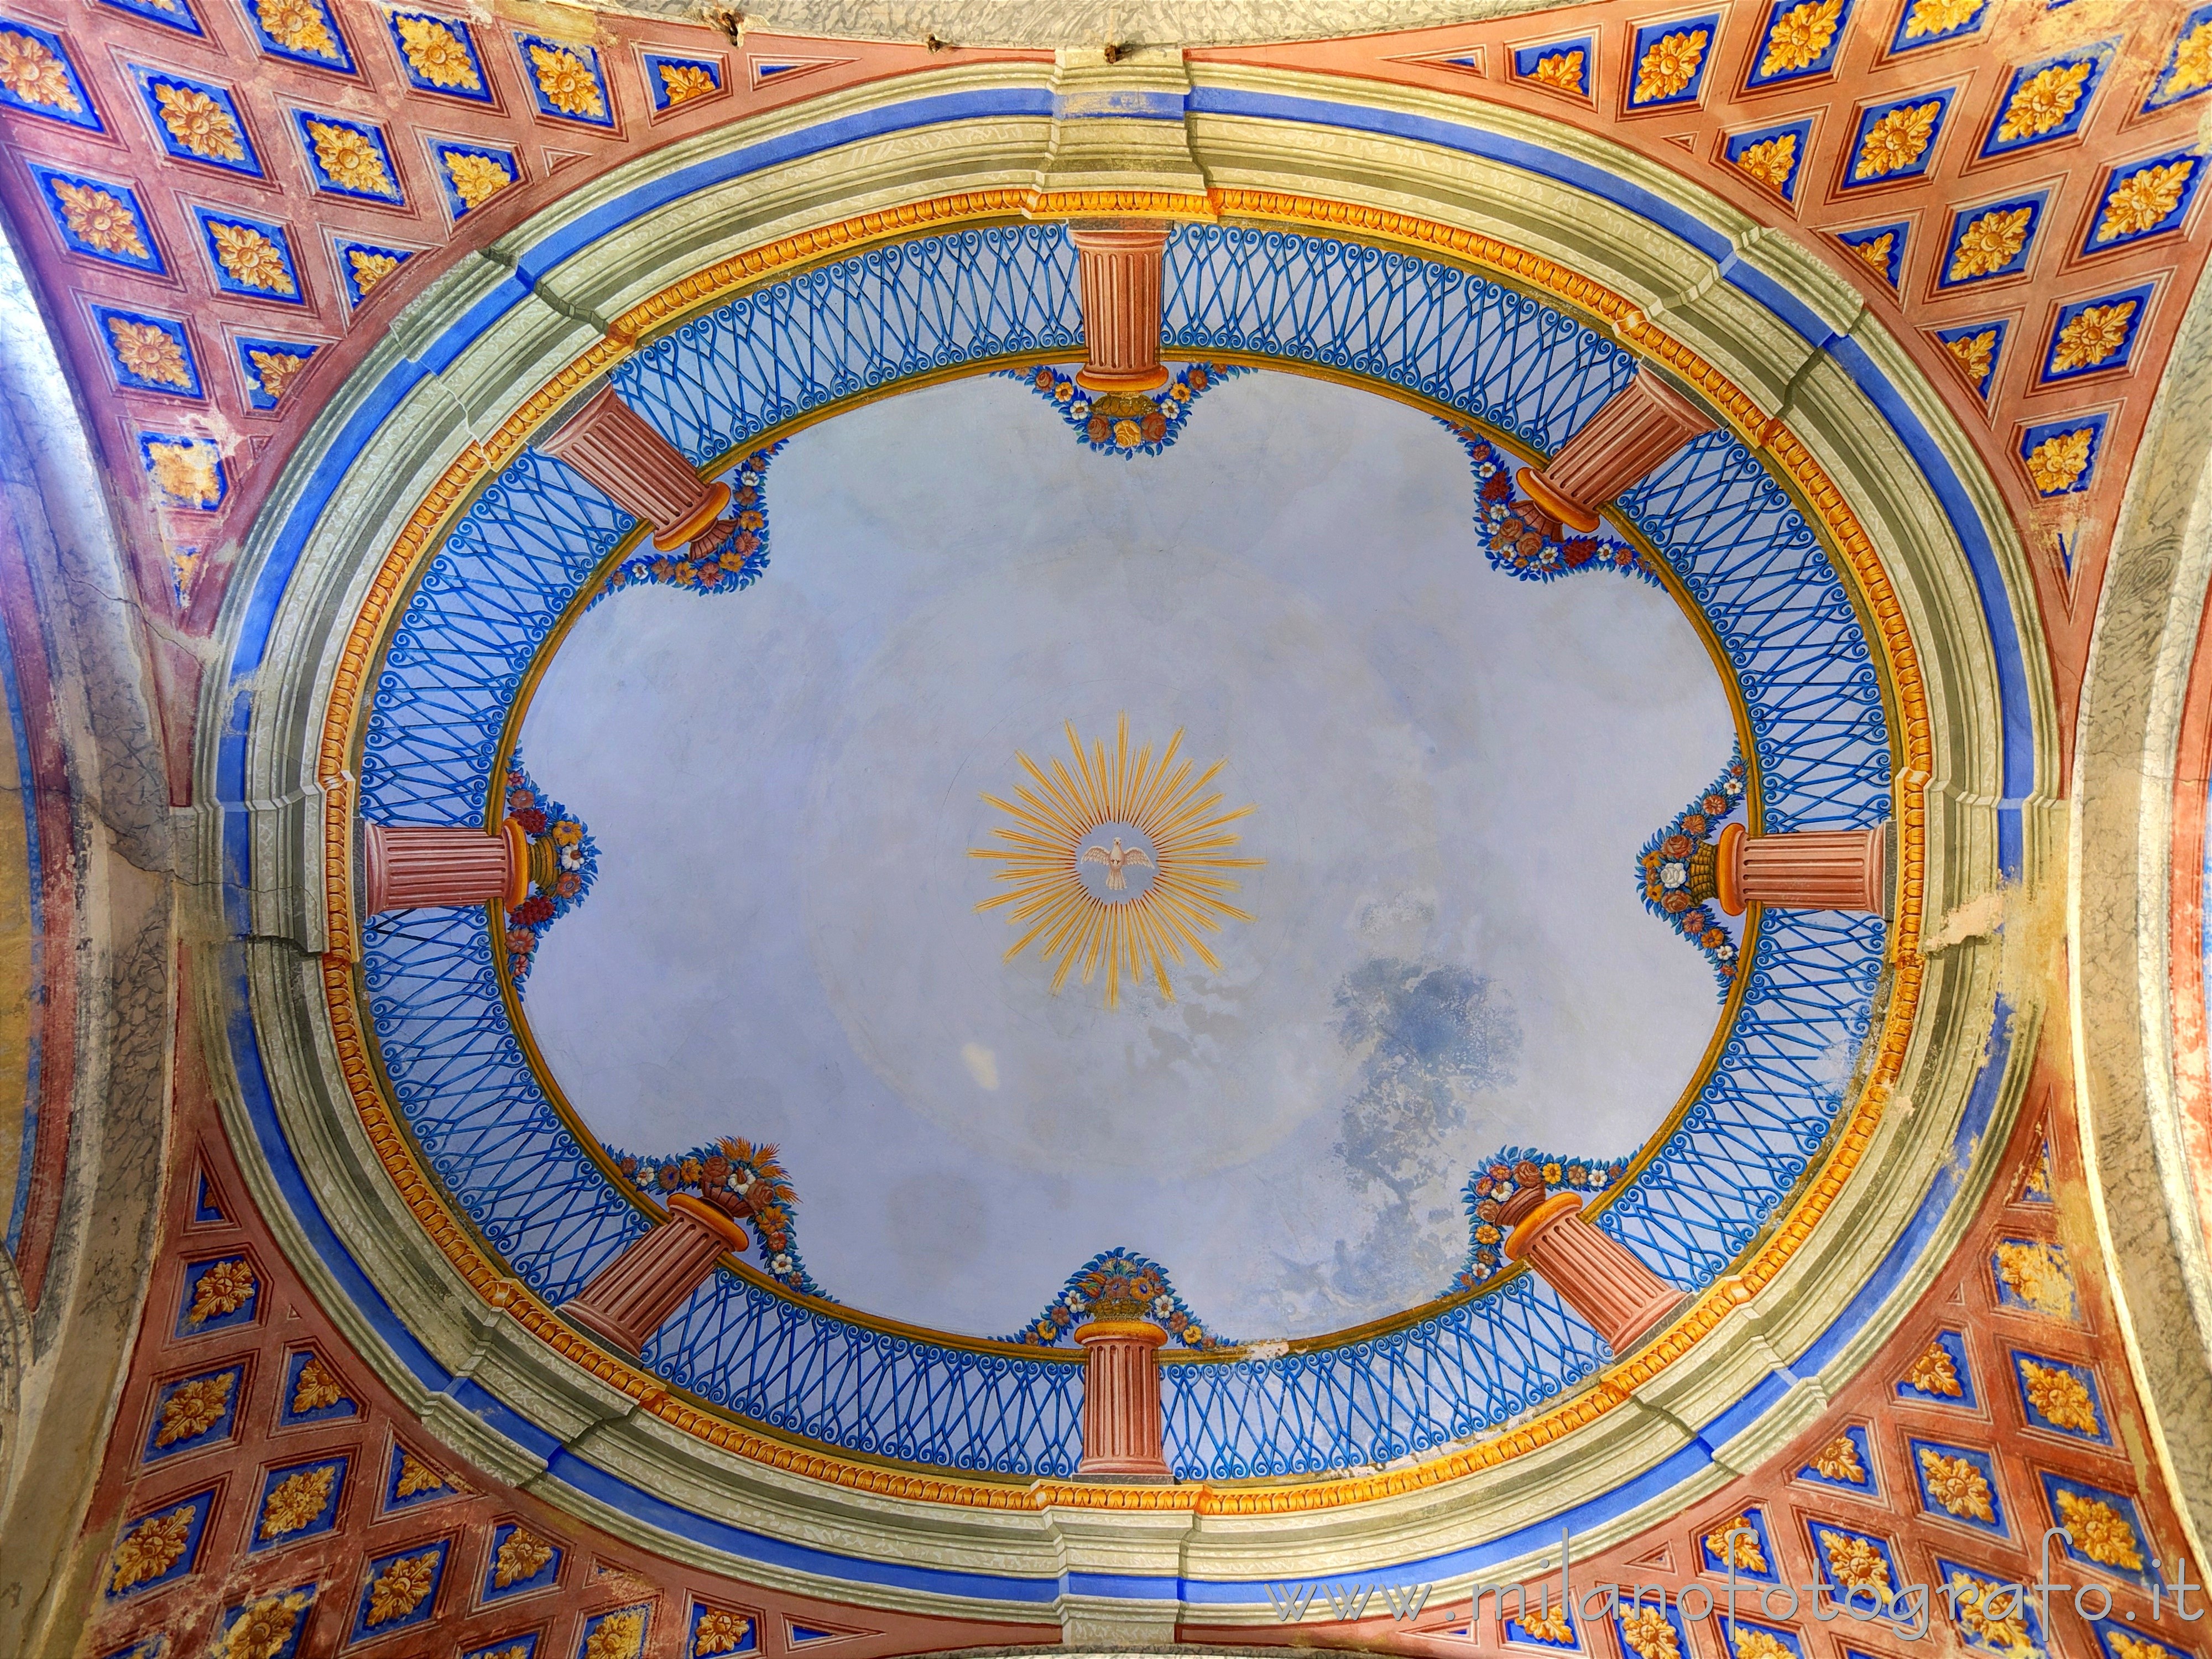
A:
312;185;1929;1517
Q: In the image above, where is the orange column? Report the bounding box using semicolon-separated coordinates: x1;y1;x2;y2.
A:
1520;372;1715;533
1504;1193;1681;1354
1714;823;1888;916
1071;226;1171;394
559;1195;749;1355
1074;1319;1171;1478
535;383;732;550
363;821;529;914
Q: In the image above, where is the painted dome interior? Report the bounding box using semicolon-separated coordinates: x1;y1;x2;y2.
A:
514;368;1739;1341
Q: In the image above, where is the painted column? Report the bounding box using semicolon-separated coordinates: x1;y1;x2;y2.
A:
1502;1190;1681;1354
1714;822;1888;916
1519;372;1715;533
559;1194;749;1355
535;383;732;550
1071;226;1172;394
1073;1318;1171;1478
362;821;529;914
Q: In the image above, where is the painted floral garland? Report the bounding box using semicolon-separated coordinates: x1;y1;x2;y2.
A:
1005;361;1245;457
1443;424;1659;588
499;757;598;985
1450;1149;1632;1291
601;1135;828;1299
1004;1248;1234;1353
588;442;784;607
1637;749;1748;990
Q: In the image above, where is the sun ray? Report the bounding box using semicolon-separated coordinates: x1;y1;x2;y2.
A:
970;716;1262;1007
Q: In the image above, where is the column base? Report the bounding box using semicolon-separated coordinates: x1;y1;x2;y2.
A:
1074;364;1171;393
1517;466;1603;534
650;479;732;550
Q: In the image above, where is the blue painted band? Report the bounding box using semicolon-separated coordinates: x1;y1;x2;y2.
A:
215;79;2033;1599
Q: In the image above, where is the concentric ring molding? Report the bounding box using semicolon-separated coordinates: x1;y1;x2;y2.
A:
199;63;2050;1614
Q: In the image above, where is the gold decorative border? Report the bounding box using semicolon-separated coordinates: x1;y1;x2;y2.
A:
312;186;1929;1515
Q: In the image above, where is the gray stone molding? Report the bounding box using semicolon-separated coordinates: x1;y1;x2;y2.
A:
2069;247;2212;1563
0;213;177;1659
195;58;2051;1624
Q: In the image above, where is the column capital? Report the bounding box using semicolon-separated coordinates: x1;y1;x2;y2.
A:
1521;370;1715;533
537;382;730;551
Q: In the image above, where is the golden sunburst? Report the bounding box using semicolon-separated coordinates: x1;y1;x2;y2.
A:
970;715;1262;1008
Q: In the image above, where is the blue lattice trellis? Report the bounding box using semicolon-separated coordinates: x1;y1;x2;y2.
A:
350;223;1892;1478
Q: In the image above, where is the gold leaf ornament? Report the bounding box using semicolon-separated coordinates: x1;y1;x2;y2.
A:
306;119;395;195
2056;1490;2145;1568
587;1611;648;1659
529;43;604;117
2163;21;2212;98
289;1355;346;1412
1903;0;1979;36
1704;1515;1767;1572
1760;0;1841;74
0;30;80;111
1633;29;1706;102
148;440;223;507
1997;61;2093;143
2020;1357;2098;1430
1854;101;1940;180
348;247;402;295
1944;328;1997;390
1905;1338;1961;1396
492;1526;555;1586
1917;1448;1995;1520
55;180;147;257
366;1548;439;1625
211;1591;309;1659
186;1258;255;1323
444;149;513;210
110;1503;196;1592
1530;49;1583;91
695;1610;753;1655
2024;430;2094;495
397;14;478;88
1948;206;2032;281
2095;160;2194;246
210;221;295;295
1809;1432;1866;1481
1618;1604;1679;1659
394;1450;446;1497
658;62;717;103
156;1371;234;1444
1849;232;1895;276
1945;1571;2033;1655
1734;134;1797;191
1994;1239;2076;1316
1818;1529;1893;1596
157;84;246;161
250;0;336;56
1733;1630;1792;1659
108;318;192;388
258;1464;336;1538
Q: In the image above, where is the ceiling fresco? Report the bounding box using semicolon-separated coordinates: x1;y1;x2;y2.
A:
6;1;2212;1656
514;367;1739;1340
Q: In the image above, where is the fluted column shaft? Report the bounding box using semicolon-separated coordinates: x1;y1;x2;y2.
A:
1074;1319;1171;1478
560;1195;749;1355
1716;823;1888;916
1520;372;1715;533
1071;227;1171;394
1505;1194;1680;1353
363;822;528;914
536;383;731;550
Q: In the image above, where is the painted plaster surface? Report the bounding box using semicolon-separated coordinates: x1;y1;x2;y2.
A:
519;370;1734;1339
